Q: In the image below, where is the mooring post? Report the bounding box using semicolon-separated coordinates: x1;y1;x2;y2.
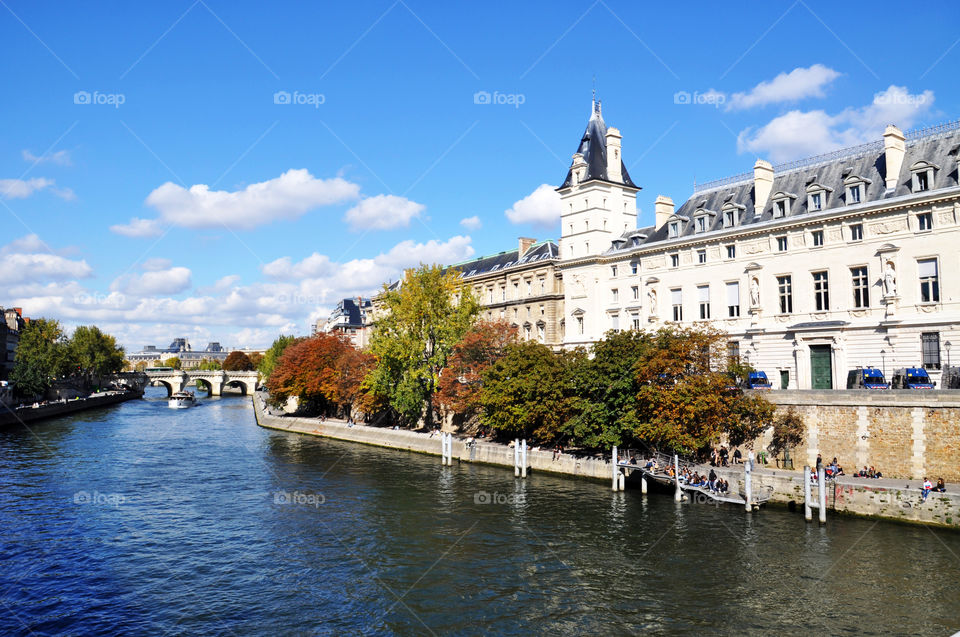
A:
514;439;520;477
521;439;528;478
611;445;618;491
641;475;648;494
818;467;827;524
744;451;753;512
673;454;682;502
440;432;446;465
618;472;625;491
446;433;452;465
803;465;812;522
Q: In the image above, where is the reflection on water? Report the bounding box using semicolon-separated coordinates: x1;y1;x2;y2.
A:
0;385;958;635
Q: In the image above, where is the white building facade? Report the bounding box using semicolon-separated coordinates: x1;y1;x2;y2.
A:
558;103;960;389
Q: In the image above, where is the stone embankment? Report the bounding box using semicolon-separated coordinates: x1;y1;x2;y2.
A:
253;392;960;529
0;390;143;427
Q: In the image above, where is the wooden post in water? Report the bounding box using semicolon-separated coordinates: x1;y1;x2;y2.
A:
744;451;753;512
611;446;618;491
803;465;813;522
521;439;527;478
818;467;827;524
514;439;520;477
673;454;682;502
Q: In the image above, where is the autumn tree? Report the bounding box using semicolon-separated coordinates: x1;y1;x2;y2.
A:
366;264;480;427
163;356;182;370
478;341;576;441
436;320;517;427
197;358;222;370
222;351;254;371
248;352;263;369
10;318;70;398
768;408;805;458
631;326;775;456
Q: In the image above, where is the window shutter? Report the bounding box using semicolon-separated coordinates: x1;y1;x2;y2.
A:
726;282;739;305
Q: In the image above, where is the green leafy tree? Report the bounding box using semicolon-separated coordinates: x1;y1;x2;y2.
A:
10;318;70;398
222;351;254;371
478;341;575;441
197;358;222;371
259;335;298;381
134;361;148;372
366;264;480;427
69;325;125;388
163;356;182;370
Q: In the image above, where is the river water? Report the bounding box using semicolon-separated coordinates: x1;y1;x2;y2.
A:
1;386;958;636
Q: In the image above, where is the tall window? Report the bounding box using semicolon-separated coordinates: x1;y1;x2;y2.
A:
669;222;679;238
916;172;930;191
696;217;706;233
919;258;940;302
631;285;639;300
851;266;869;308
610;314;620;332
810;192;822;211
850;223;863;241
631;316;640;330
671;288;683;321
813;271;829;311
611;265;618;277
849;184;861;203
777;236;788;252
698;285;710;319
724;210;735;228
513;282;519;298
726;281;740;317
918;212;932;231
812;230;824;247
727;341;740;366
777;276;793;314
697;249;707;264
576;316;584;335
630;262;638;275
726;245;736;259
611;288;619;303
922;332;941;369
670;254;679;268
539;277;546;294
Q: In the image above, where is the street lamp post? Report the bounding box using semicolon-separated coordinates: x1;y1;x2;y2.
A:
880;348;887;380
946;341;952;368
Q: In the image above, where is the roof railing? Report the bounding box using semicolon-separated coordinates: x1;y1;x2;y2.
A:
694;118;960;193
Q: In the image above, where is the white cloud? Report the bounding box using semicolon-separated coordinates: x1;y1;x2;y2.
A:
142;258;172;272
727;64;841;111
505;184;561;228
0;235;93;284
377;235;473;269
22;149;72;166
263;253;334;280
110;217;164;238
460;215;482;230
343;194;425;231
737;85;935;162
111;266;192;296
0;178;52;199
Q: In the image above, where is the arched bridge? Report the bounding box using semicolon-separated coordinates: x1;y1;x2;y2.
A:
144;369;259;397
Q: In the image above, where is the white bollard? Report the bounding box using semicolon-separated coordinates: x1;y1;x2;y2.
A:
612;446;619;491
674;454;682;502
618;472;625;491
818;467;827;524
803;465;812;522
521;439;527;479
514;439;520;477
744;452;753;512
641;475;648;495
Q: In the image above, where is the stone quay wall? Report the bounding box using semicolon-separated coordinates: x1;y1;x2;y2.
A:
751;390;960;482
0;390;143;428
255;392;960;529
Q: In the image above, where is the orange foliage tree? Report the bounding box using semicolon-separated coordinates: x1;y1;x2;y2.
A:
266;332;373;417
436;320;517;427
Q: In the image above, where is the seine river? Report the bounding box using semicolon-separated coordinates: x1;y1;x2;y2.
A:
1;386;959;635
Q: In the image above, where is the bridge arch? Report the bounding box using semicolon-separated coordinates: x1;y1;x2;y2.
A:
151;379;175;397
193;378;214;396
223;379;251;396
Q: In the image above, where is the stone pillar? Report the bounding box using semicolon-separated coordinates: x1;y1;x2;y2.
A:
910;407;926;479
855;406;870;470
805;409;819;468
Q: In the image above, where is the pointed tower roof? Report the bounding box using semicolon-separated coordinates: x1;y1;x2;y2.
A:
559;99;638;189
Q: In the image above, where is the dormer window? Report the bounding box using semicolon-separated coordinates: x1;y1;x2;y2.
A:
843;175;871;205
695;216;706;233
910;160;938;193
720;202;744;229
668;222;679;238
771;192;796;218
805;183;833;213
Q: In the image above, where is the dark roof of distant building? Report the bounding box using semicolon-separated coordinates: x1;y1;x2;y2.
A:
330;297;371;327
603;119;960;255
559;100;638;190
449;241;559;280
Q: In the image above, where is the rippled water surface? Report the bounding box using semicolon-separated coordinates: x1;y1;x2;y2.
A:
1;386;959;636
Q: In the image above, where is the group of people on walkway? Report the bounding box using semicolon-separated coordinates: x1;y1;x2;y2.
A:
922;477;947;501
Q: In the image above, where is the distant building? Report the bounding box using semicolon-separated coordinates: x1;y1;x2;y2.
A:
315;297;373;349
1;307;27;381
127;339;237;369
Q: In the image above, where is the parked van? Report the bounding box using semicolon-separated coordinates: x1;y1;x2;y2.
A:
891;367;935;389
747;371;772;389
846;367;888;389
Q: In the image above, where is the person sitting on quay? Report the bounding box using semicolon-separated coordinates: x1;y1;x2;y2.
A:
719;446;729;467
732;447;742;464
644;458;657;471
935;478;947;493
921;477;933;502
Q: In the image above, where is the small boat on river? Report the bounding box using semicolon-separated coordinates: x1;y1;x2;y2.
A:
168;390;196;409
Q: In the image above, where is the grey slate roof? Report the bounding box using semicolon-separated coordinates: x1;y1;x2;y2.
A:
450;241;559;279
560;101;638;190
604;121;960;254
331;297;372;327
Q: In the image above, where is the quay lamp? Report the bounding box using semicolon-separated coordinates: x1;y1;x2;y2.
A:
946;341;952;368
880;348;886;379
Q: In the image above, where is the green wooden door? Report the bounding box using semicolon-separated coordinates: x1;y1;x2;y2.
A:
780;370;790;389
810;345;833;389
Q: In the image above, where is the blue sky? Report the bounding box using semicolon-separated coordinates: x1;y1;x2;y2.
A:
2;0;959;350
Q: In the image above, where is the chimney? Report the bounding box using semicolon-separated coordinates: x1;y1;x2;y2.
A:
518;237;536;256
883;125;906;191
605;127;623;183
654;195;674;231
753;159;774;214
